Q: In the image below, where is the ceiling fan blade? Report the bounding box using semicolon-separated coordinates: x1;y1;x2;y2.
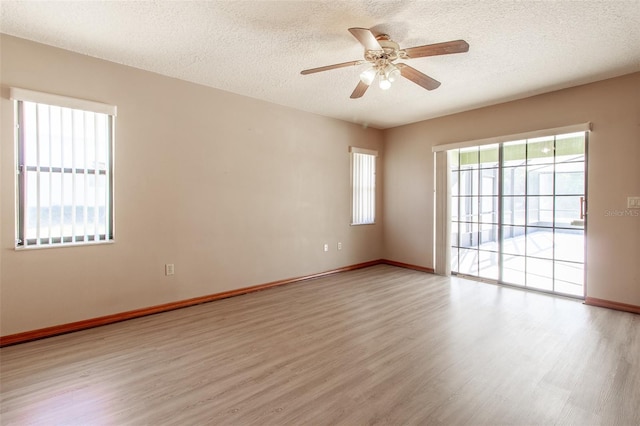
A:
403;40;469;59
397;64;441;90
300;60;363;75
348;27;382;51
350;81;370;99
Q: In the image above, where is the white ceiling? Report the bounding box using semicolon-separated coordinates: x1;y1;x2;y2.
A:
1;1;639;129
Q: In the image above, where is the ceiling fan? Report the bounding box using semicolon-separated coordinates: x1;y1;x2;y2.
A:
300;28;469;98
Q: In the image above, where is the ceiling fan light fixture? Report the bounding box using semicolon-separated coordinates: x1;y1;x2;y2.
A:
384;63;401;82
300;28;469;99
359;67;376;85
379;74;392;90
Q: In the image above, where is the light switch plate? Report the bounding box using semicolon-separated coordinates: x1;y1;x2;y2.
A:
165;264;175;276
628;196;640;209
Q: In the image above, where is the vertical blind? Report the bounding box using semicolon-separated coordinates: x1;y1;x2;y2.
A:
434;150;451;275
351;147;377;225
11;88;116;247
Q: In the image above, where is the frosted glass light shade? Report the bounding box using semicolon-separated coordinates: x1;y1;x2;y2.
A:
379;75;391;90
385;64;401;82
359;67;376;85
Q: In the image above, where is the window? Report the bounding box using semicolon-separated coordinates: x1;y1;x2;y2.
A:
448;131;587;297
350;147;377;225
11;88;116;248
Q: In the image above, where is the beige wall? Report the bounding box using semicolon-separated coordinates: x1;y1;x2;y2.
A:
383;72;640;306
1;34;638;337
0;35;384;336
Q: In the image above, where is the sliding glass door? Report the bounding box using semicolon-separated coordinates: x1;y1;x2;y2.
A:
450;132;587;297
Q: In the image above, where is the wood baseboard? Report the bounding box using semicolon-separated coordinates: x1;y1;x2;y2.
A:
584;297;640;315
381;259;435;274
0;260;383;347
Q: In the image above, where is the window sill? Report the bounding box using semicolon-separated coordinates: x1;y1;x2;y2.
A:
15;240;115;251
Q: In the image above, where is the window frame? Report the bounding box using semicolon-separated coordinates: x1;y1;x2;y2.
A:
11;88;116;249
350;147;378;226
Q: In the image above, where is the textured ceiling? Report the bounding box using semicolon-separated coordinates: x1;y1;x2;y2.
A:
1;1;639;129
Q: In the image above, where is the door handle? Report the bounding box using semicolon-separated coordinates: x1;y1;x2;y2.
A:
580;196;585;219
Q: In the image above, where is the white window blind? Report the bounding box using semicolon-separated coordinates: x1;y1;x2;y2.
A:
11;88;115;248
434;150;451;275
350;147;377;225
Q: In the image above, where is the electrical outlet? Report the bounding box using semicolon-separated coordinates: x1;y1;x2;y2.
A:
337;242;342;250
323;244;329;252
628;196;640;209
165;264;175;276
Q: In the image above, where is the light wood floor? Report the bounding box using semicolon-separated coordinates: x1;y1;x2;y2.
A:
1;265;639;425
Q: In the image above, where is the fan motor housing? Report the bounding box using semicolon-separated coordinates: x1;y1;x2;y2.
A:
364;34;401;62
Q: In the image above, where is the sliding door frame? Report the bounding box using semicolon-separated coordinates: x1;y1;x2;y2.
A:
433;123;591;299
